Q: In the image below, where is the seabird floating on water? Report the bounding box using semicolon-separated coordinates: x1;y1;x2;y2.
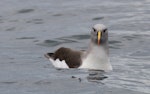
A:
45;24;112;71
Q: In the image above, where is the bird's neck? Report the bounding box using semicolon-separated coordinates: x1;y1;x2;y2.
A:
89;42;109;54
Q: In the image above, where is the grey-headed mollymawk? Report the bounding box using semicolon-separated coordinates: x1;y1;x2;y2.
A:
45;24;112;71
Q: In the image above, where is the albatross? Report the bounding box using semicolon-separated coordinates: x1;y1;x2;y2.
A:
44;24;112;71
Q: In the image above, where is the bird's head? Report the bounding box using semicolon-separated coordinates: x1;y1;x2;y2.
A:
91;24;108;46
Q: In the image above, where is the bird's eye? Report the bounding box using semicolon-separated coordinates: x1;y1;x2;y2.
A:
93;28;96;32
103;29;107;33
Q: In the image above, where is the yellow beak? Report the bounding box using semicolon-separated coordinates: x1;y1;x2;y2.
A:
97;31;101;45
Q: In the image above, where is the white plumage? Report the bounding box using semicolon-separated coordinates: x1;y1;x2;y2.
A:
79;46;112;71
49;58;69;68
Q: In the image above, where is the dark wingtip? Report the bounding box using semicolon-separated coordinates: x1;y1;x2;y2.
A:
44;53;54;59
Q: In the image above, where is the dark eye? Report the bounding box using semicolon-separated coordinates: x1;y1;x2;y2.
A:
92;28;96;32
103;29;107;33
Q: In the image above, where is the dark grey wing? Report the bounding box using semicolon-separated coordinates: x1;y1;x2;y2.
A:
53;47;82;68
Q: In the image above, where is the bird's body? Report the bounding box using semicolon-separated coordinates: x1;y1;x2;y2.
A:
45;24;113;71
80;46;112;71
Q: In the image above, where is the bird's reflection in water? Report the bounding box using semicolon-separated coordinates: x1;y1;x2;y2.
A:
56;68;108;83
87;70;108;83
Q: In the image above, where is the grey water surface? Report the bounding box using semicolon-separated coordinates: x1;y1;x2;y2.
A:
0;0;150;94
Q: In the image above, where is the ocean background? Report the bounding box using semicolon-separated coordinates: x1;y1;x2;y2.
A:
0;0;150;94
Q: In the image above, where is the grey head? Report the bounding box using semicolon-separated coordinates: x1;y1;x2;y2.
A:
91;24;108;46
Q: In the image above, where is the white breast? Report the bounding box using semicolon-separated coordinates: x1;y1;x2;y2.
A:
79;46;112;71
